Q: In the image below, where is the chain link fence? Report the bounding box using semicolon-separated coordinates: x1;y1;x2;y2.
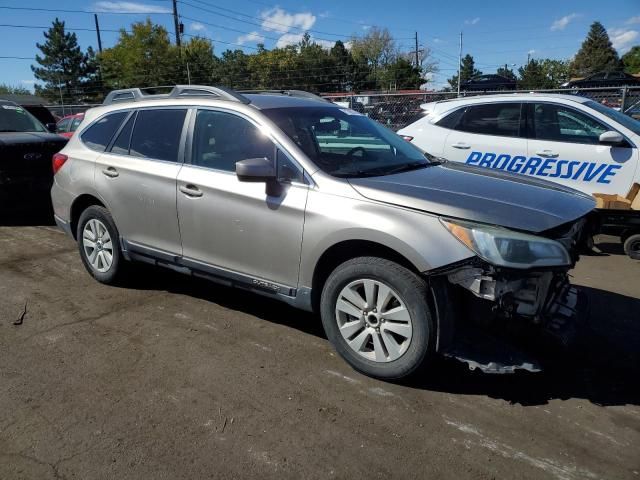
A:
322;86;640;131
43;86;640;129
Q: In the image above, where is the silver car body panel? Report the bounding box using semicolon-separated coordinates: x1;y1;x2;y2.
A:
52;92;591;313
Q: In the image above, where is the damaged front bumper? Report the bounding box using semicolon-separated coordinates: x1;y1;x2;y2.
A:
432;261;586;374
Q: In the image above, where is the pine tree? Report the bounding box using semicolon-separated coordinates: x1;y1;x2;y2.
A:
570;21;621;77
31;18;95;102
447;54;482;90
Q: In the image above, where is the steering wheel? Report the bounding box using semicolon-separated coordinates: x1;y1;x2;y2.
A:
346;146;367;158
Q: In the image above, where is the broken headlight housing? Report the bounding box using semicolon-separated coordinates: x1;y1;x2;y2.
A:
441;219;571;269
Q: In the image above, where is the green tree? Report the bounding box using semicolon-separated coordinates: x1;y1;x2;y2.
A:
350;27;397;88
379;58;422;90
0;84;31;95
570;21;621;76
518;59;550;89
496;66;517;81
31;18;96;102
539;59;570;87
215;49;252;89
447;54;482;90
99;20;180;90
622;46;640;74
182;37;217;85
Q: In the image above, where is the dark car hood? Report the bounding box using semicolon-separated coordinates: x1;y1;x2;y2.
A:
348;162;595;233
0;131;67;147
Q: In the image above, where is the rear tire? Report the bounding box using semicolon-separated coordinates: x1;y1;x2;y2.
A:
320;256;435;380
76;206;125;284
623;233;640;260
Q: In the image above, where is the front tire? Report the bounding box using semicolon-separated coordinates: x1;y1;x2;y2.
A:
77;206;125;284
623;233;640;260
320;257;435;380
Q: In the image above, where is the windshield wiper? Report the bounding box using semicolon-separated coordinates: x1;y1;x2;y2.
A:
0;129;20;132
380;161;436;176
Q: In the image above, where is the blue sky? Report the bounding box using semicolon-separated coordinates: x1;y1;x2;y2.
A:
0;0;638;90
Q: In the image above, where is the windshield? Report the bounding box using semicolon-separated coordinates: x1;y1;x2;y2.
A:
262;106;432;177
0;103;46;133
585;100;640;136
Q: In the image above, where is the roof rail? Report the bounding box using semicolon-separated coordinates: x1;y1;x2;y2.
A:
238;89;330;103
103;85;250;105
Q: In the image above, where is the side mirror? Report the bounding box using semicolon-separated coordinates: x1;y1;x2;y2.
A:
236;157;276;182
46;123;57;133
599;130;625;146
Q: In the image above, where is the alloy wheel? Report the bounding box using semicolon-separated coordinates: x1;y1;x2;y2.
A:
82;219;114;273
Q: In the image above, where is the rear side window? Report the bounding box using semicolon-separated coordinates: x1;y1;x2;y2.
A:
435;108;465;129
456;103;522;137
110;112;136;155
129;109;187;162
81;112;128;151
57;118;71;132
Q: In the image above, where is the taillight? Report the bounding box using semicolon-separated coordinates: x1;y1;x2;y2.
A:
401;135;414;142
52;153;68;174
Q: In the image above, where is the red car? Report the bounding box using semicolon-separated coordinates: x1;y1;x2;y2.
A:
56;113;84;138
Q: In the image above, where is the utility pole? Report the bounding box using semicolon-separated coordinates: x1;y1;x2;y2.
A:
172;0;181;47
457;31;462;96
94;14;103;53
414;32;419;68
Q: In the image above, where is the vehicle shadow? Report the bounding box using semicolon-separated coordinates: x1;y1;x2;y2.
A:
120;267;640;407
410;285;640;406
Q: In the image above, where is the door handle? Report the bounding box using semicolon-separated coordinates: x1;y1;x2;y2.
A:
179;184;203;198
536;150;559;158
452;143;470;149
102;167;119;178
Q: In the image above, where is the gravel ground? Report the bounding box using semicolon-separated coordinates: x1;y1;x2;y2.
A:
0;224;638;480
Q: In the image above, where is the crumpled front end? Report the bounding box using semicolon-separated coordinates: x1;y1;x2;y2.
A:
432;218;590;374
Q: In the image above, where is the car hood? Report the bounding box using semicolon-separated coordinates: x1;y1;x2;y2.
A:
348;162;595;233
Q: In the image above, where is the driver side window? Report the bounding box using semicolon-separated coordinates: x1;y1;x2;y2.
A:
192;110;275;172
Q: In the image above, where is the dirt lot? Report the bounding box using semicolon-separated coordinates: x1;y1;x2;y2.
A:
0;223;639;480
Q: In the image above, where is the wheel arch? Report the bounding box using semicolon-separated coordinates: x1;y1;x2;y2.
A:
310;239;421;314
70;194;106;239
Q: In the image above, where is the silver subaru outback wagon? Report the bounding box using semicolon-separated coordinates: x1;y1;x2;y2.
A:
51;85;595;379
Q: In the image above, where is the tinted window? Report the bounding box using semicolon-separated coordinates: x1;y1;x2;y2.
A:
192;110;274;172
276;148;304;183
130;109;187;162
0;103;46;133
70;117;83;131
436;108;465;129
82;112;128;151
532;103;608;144
110;112;136;155
456;103;521;137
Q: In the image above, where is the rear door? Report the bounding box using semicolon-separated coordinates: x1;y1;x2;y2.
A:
441;102;529;172
93;108;188;255
525;102;635;195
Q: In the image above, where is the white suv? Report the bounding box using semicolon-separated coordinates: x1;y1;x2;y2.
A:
398;93;640;197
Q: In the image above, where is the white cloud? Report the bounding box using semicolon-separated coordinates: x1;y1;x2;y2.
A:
275;33;333;50
92;1;171;13
20;80;36;85
464;17;480;25
433;37;444;44
260;7;316;34
528;49;536;55
610;28;639;53
626;16;640;25
550;13;579;31
237;31;266;45
189;22;207;32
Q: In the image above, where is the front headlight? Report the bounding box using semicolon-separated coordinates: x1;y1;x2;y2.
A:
441;219;571;269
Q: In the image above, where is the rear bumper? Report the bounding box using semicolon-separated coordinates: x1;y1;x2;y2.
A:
54;214;74;238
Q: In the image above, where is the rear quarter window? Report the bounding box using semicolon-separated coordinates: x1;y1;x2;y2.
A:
81;111;128;151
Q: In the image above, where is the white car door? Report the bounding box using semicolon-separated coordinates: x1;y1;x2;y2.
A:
526;102;636;195
441;102;529;172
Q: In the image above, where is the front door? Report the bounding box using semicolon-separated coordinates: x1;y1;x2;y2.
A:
526;102;636;195
442;102;529;173
176;108;308;289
